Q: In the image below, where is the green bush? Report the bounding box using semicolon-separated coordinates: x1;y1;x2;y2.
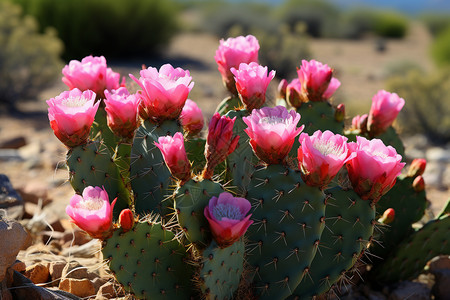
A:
420;13;450;37
431;25;450;66
11;0;179;60
0;1;63;109
373;11;408;38
386;68;450;144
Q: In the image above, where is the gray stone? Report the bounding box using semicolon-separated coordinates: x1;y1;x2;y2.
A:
432;269;450;300
0;136;27;149
0;174;24;220
388;281;431;300
0;219;29;282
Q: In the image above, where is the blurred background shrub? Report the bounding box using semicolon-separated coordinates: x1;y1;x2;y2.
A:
10;0;179;60
0;1;63;110
431;25;450;66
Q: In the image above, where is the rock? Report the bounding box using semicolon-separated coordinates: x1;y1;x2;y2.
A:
426;147;450;163
48;261;67;284
0;136;27;149
11;260;26;273
62;229;92;247
96;281;120;299
17;180;50;206
0;174;24;220
59;278;96;298
91;276;107;292
0;149;23;161
0;219;29;281
427;255;450;272
432;269;450;300
61;262;88;280
388;281;431;300
24;263;50;284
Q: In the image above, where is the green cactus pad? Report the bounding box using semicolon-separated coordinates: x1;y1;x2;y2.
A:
296;101;344;135
130;119;181;217
102;221;195;299
174;178;224;247
245;164;326;300
90;106;120;152
198;240;245;300
290;187;376;299
185;137;207;175
215;96;242;116
67;141;130;219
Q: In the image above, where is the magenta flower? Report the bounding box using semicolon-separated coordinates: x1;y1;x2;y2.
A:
214;35;260;94
351;113;369;134
322;77;341;100
104;87;141;139
367;90;405;136
230;62;275;111
65;186;116;240
203;113;240;179
297;59;337;102
155;132;191;182
346;136;405;202
130;64;194;123
180;99;204;136
62;55;122;98
243;106;304;165
298;130;353;188
204;192;253;248
277;79;288;99
286;78;304;108
47;89;99;148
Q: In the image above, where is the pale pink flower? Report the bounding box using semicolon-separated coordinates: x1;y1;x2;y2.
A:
297;59;337;102
298;130;353;188
204;192;253;248
104;87;141;139
62;55;122;98
130;64;194;123
286;78;304;108
243;106;304;165
214;35;260;94
367;90;405;136
203;113;239;179
47;89;99;148
351;113;369;133
230;62;275;111
180;99;204;135
277;79;288;99
155;132;191;182
66;186;116;239
322;77;341;100
346;136;405;202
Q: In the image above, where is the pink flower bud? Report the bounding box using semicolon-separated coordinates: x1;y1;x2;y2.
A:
297;59;336;102
412;175;425;192
278;79;288;99
407;158;427;178
203;113;240;179
367;90;405;136
47;89;99;148
180;99;204;136
104;87;141;139
62;55;123;98
334;103;345;122
130;64;194;123
351;114;368;132
118;208;135;232
214;35;260;95
204;192;253;248
286;78;305;108
155;132;191;183
230;62;275;111
298;130;353;188
378;208;395;224
346;136;405;202
243;106;304;165
65;186;116;240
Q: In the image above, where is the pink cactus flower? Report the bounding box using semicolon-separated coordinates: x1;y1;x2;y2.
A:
204;192;253;248
322;77;341;100
47;89;99;148
130;64;194;123
346;136;405;202
286;78;304;108
297;59;337;102
65;186;116;240
298;130;353;188
277;79;288;99
180;99;204;135
351;113;369;134
230;62;275;111
203;113;240;179
104;87;141;139
243;106;304;165
62;55;123;98
214;35;260;95
367;90;405;136
155;132;191;182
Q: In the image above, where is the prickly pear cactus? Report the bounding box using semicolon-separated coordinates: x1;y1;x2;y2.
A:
185;137;207;174
215;96;242;116
290;187;376;299
102;220;195;299
296;102;344;135
245;164;326;300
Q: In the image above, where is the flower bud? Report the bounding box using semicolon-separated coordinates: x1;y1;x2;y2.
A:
277;79;288;99
407;158;427;178
118;209;135;232
334;103;345;122
412;175;425;192
378;208;395;224
367;90;405;137
155;132;191;183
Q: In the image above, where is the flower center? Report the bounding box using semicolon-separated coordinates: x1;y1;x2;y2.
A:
259;116;288;126
372;151;389;159
62;96;88;107
313;140;345;157
212;204;243;221
76;197;104;211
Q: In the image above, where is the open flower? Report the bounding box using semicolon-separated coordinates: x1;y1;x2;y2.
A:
230;62;275;111
180;99;204;136
155;132;191;183
243;106;304;165
65;186;116;240
298;130;352;188
367;90;405;137
104;87;141;139
297;59;338;102
322;77;341;100
286;78;303;108
62;55;122;98
47;89;99;148
346;136;405;202
214;35;260;95
204;192;253;248
130;64;194;123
